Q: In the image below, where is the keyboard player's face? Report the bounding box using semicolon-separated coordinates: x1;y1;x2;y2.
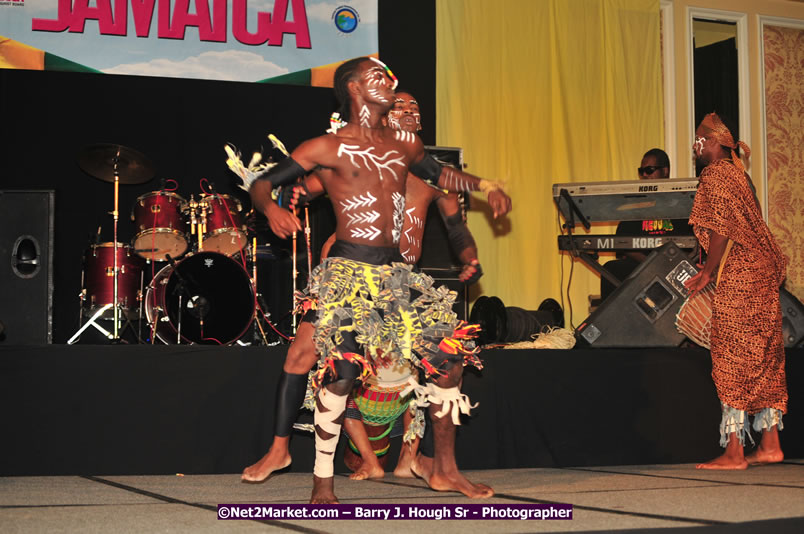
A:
638;155;669;179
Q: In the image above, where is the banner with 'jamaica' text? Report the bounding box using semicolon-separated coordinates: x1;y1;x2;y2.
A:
0;0;378;86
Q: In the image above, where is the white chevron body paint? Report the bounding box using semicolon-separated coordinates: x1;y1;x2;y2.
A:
350;226;382;240
345;210;380;227
359;105;371;127
405;206;424;228
339;192;377;211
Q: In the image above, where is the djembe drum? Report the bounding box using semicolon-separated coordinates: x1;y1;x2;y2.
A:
343;360;416;472
675;282;716;349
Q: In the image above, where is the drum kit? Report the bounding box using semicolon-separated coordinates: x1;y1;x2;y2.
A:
68;143;283;346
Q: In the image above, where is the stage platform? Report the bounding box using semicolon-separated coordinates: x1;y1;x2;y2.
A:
2;464;804;533
1;345;801;478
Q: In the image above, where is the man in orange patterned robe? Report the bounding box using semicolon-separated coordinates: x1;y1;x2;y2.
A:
685;113;788;470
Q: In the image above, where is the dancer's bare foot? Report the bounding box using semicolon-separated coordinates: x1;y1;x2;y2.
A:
410;453;433;484
746;448;784;465
428;470;494;498
349;457;385;480
310;475;339;504
394;449;415;478
697;432;747;470
696;452;748;470
411;453;492;498
746;427;784;465
241;439;292;483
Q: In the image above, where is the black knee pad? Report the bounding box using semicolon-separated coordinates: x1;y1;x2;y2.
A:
273;371;308;438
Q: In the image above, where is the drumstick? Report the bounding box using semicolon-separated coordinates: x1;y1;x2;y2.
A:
305;206;312;284
291;207;298;335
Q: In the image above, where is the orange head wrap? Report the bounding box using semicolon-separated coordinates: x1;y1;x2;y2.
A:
698;112;750;172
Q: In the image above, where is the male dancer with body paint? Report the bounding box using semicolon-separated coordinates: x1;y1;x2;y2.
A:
306;91;491;481
240;90;509;487
249;57;505;503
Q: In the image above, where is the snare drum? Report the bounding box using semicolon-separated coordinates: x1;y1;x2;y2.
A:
675;282;716;349
199;194;246;256
131;191;189;261
145;251;255;345
83;242;145;315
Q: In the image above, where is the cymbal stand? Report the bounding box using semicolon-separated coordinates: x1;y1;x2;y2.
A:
111;149;121;340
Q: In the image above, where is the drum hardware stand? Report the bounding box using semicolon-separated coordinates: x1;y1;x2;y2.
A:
67;303;115;344
188;194;207;252
75;143;154;343
249;238;270;346
68;248;138;345
109;150;123;341
135;270;146;344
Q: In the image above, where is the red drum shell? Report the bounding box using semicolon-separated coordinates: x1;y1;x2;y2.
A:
200;194;246;256
84;242;145;313
131;191;189;261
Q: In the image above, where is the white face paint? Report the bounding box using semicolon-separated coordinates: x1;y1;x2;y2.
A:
368;57;399;90
391;192;405;244
363;66;392;104
693;135;706;157
387;95;421;133
337;143;406;181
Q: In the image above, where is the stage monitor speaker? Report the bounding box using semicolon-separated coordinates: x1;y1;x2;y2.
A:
781;287;804;348
576;242;694;348
0;190;55;344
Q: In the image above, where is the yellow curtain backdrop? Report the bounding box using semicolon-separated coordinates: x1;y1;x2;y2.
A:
436;0;663;327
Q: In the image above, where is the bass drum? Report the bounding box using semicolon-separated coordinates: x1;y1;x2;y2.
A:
145;251;255;345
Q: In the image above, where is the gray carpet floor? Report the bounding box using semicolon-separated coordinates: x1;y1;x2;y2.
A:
2;461;803;533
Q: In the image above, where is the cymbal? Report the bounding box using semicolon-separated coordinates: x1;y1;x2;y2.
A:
77;143;154;184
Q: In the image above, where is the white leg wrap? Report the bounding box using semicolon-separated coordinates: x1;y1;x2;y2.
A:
313;387;348;478
425;384;478;426
401;376;428;403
